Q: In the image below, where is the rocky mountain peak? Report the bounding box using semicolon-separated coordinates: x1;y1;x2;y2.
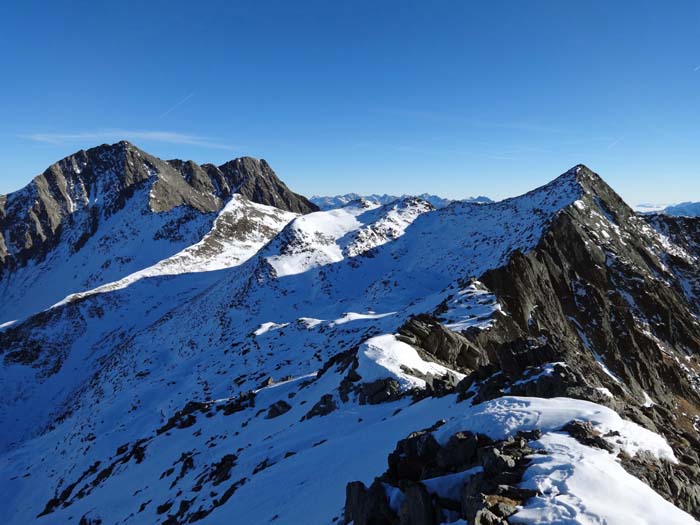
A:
570;163;635;222
217;156;318;214
0;143;317;320
520;164;635;227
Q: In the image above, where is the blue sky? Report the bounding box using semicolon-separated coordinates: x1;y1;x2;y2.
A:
1;1;700;204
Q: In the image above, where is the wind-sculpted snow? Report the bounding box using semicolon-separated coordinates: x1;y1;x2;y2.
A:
3;163;700;524
515;433;696;524
432;396;676;461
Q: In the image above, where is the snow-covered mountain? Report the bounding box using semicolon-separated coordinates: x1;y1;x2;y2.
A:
310;193;491;210
0;142;315;323
2;151;700;525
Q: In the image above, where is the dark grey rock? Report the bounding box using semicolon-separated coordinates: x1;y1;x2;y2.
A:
563;420;615;452
301;394;337;420
344;481;394;525
217;157;318;214
265;400;291;419
436;432;478;470
360;378;403;405
398;484;436;525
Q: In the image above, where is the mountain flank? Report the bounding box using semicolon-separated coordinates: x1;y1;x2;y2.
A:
1;158;700;524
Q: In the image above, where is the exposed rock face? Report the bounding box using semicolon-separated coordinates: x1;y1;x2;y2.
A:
397;314;490;373
1;141;150;275
217;157;317;215
344;426;540;525
422;168;700;438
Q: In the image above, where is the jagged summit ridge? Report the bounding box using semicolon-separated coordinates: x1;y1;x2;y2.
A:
216;156;318;215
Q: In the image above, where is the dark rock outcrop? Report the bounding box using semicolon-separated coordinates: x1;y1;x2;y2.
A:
344;427;539;525
265;400;292;419
451;167;700;468
217;157;318;215
397;314;490;373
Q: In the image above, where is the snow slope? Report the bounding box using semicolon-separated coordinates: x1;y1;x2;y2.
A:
0;181;215;324
1;165;698;524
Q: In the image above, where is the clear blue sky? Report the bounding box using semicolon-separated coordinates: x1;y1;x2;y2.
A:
2;0;700;204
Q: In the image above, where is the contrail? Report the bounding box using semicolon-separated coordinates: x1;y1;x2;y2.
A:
694;65;700;72
159;92;195;118
607;138;621;150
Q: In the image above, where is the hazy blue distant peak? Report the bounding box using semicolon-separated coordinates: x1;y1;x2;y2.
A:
634;201;700;216
662;202;700;217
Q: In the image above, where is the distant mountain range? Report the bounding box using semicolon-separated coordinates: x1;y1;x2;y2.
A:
637;202;700;216
310;192;492;210
661;202;700;217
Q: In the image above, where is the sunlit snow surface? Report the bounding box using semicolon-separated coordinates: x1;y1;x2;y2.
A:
356;334;465;389
1;169;698;524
